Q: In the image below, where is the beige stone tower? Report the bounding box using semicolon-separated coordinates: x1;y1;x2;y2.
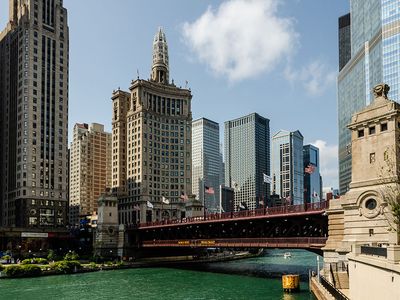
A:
324;83;400;267
0;0;69;227
94;192;119;258
69;123;112;225
151;27;169;84
111;28;192;224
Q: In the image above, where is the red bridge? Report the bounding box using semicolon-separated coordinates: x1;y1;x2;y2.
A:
127;201;329;256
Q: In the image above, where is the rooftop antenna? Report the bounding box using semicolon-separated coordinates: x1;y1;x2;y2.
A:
137;69;140;79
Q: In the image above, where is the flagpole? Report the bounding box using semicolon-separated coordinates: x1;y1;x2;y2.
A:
203;179;206;220
219;185;222;215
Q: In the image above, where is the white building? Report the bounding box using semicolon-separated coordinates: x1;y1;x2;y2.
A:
192;118;223;213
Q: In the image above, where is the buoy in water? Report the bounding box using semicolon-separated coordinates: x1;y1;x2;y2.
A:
282;274;300;292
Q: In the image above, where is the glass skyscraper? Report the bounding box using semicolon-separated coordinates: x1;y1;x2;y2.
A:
271;130;304;205
224;113;270;211
192;118;223;213
303;144;322;203
339;13;351;71
338;0;400;193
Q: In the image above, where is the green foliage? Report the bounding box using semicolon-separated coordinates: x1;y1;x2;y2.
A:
47;249;56;261
0;264;4;271
64;251;79;261
87;262;98;269
105;261;113;266
4;264;42;277
392;201;400;225
21;258;48;265
1;255;11;261
50;260;82;274
116;261;123;268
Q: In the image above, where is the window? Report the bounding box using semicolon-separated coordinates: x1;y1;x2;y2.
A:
358;129;364;138
369;153;375;164
381;123;388;131
369;126;375;134
365;198;377;210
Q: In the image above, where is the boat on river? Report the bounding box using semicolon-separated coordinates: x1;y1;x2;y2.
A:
283;252;291;259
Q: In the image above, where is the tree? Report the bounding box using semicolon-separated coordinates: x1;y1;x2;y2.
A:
378;146;400;235
64;251;79;261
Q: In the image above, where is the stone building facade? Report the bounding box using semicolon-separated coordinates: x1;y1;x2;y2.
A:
322;83;400;299
93;192;121;258
0;0;69;227
112;28;192;224
69;123;112;225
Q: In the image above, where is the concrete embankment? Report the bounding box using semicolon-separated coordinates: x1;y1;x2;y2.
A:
309;277;336;300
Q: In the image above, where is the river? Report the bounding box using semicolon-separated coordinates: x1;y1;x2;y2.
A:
1;249;318;299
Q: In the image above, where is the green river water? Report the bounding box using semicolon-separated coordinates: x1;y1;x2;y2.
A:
1;249;318;300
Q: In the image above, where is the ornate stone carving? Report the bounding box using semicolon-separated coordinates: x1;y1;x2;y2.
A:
373;83;390;100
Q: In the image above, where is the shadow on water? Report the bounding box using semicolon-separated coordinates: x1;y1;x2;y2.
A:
167;249;320;281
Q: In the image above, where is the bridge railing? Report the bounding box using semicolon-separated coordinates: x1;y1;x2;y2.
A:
141;237;328;247
139;201;328;228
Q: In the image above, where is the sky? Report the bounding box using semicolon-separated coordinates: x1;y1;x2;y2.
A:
0;0;350;188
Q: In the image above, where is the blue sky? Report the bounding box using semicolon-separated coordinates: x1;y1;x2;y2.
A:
0;0;349;188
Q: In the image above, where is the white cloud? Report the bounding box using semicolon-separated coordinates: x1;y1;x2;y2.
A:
311;140;338;188
182;0;297;81
284;61;336;96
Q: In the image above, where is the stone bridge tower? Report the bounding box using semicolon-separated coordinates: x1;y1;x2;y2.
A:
323;83;400;284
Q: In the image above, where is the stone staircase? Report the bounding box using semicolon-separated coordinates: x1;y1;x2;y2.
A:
332;271;349;289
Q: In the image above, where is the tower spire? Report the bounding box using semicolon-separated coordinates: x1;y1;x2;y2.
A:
151;27;169;84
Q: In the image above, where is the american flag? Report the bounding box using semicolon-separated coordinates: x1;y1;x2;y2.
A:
205;186;215;194
305;164;316;174
263;173;272;184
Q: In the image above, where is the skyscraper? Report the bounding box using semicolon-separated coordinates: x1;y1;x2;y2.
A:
69;123;112;225
0;0;69;227
224;113;270;211
271;130;304;205
112;28;192;224
303;144;322;203
192;118;222;213
338;13;351;72
338;0;400;193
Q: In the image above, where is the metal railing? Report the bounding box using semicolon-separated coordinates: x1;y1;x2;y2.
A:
330;261;348;273
360;245;387;258
320;275;350;300
139;201;328;228
141;237;328;248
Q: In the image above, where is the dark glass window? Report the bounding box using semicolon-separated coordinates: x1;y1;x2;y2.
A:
369;126;375;134
365;198;377;210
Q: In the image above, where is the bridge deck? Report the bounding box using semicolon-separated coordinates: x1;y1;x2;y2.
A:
142;237;328;249
138;201;328;229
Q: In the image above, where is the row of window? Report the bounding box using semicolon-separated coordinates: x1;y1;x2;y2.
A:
357;122;388;137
